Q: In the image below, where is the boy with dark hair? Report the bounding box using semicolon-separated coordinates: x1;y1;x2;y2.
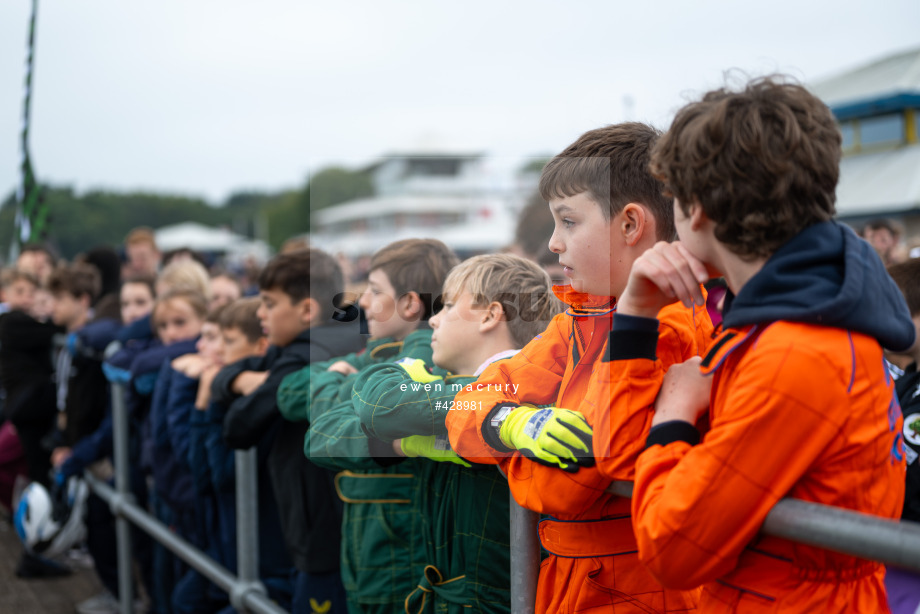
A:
46;262;108;460
0;267;38;313
47;262;101;325
279;238;459;614
627;77;913;612
45;261;123;596
864;218;904;265
213;248;364;614
17;243;56;285
446;123;713;612
217;297;267;366
350;253;563;613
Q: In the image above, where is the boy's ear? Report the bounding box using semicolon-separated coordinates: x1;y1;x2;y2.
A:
688;201;707;230
478;301;504;333
299;297;322;326
256;337;270;355
398;291;423;321
620;203;650;246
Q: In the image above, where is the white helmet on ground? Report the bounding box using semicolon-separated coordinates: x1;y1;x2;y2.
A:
14;477;88;558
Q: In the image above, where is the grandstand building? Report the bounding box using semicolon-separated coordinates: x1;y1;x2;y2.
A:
810;46;920;234
309;153;516;260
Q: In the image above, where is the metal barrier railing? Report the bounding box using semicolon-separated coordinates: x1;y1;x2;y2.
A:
605;479;920;571
84;381;285;614
84;373;920;614
506;479;920;614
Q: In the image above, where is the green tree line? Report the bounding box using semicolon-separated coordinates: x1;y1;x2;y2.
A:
0;165;373;260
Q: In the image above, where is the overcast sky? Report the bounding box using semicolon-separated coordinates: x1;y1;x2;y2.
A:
1;1;918;204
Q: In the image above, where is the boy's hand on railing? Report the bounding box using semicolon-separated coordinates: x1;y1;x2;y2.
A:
231;370;269;396
327;360;358;376
398;435;472;467
499;406;594;472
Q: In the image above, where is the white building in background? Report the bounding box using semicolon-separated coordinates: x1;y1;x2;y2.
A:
155;221;272;267
309;153;518;260
809;46;920;229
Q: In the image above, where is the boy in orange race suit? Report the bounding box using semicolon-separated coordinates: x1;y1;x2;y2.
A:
626;77;915;612
446;123;713;612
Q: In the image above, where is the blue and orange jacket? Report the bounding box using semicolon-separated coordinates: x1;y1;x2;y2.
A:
633;221;915;613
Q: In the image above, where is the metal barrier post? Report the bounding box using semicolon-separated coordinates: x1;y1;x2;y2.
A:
509;496;540;614
234;448;264;612
110;381;134;614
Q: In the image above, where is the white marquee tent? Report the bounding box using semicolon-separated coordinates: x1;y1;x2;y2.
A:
154;222;271;266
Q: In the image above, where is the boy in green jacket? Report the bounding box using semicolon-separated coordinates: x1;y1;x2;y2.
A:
277;238;458;613
349;253;562;613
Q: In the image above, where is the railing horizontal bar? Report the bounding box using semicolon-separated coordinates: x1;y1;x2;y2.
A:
762;498;920;571
606;480;920;572
84;474;287;614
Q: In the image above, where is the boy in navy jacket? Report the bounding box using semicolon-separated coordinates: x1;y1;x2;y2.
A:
212;248;364;614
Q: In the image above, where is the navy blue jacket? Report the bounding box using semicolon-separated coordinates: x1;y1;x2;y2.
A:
723;221;915;351
60;318;121;447
212;320;364;574
0;310;62;428
60;332;190;480
149;355;200;510
61;317;157;478
201;399;239;571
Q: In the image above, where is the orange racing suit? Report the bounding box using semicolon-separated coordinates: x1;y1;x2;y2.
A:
446;285;713;612
633;322;906;613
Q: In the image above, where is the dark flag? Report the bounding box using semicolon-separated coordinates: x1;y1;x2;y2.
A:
14;0;47;256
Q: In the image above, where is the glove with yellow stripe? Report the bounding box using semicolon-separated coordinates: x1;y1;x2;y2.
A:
395;358;441;384
400;435;471;467
498;405;594;472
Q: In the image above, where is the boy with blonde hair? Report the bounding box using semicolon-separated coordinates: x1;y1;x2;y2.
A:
446;123;713;612
349;253;562;612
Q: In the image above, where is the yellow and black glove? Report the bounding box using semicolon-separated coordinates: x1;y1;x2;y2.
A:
400;435;471;467
498;405;594;472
